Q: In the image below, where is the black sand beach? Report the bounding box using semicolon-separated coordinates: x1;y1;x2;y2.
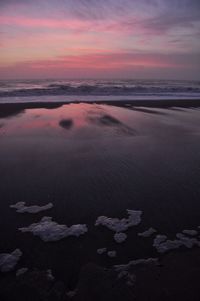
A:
1;100;200;300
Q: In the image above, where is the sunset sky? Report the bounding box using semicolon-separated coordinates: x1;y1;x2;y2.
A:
0;0;200;79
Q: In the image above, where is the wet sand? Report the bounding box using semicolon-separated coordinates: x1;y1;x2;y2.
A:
1;248;200;300
0;97;200;111
0;100;200;300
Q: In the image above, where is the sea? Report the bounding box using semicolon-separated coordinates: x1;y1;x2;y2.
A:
0;79;200;103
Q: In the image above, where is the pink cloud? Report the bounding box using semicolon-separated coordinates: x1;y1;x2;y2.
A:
1;47;198;80
0;15;91;31
40;52;181;69
0;15;164;36
0;51;181;77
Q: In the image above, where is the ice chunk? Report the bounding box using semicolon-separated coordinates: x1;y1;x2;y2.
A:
16;267;28;277
95;210;142;232
0;249;22;272
10;202;53;214
97;248;107;255
114;232;127;243
182;229;198;236
19;217;88;242
107;251;117;258
138;227;157;237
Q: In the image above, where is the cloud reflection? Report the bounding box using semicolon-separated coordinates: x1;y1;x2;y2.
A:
59;119;74;130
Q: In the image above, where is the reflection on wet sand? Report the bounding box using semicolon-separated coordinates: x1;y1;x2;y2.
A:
0;103;64;119
33;114;41;118
1;101;200;301
0;108;24;119
1;102;200;139
87;112;136;136
1;97;200;121
0;103;139;137
59;119;74;130
89;114;123;126
131;107;167;115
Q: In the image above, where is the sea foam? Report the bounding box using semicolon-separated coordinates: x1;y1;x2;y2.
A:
138;227;157;238
0;249;22;272
10;202;53;214
95;210;142;233
153;232;200;253
19;216;88;242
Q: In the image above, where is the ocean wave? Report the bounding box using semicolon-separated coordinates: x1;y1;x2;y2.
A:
1;81;200;98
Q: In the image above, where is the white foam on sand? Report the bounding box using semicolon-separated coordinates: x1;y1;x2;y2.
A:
19;217;88;242
0;249;22;272
114;258;158;272
114;232;127;243
107;251;117;258
182;229;198;236
118;270;136;286
95;210;142;233
153;233;200;253
176;233;200;248
153;235;167;247
66;290;77;298
46;269;55;281
97;248;107;255
16;267;28;277
114;258;158;287
138;227;157;238
10;202;53;214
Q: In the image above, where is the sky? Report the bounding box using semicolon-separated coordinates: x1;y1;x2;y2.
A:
0;0;200;80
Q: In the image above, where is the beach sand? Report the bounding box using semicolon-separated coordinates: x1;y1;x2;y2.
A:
0;100;200;300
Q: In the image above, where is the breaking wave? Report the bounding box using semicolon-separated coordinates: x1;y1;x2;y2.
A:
0;79;200;102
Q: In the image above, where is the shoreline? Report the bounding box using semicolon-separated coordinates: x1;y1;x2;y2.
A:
1;98;200;112
1;99;200;119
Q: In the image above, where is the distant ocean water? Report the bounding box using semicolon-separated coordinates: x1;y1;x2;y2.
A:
0;79;200;103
